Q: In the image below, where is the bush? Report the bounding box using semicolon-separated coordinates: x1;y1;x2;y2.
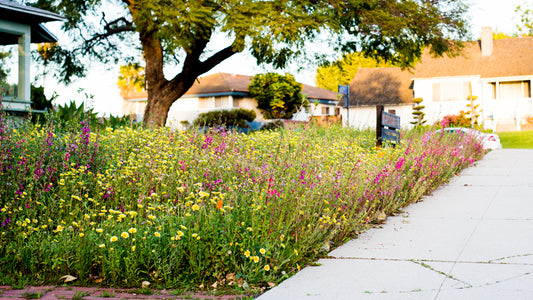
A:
440;110;471;128
259;120;284;131
193;108;256;128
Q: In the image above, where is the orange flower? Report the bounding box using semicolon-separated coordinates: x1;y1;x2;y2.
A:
216;200;223;210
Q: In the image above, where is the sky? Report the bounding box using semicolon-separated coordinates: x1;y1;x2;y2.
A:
28;0;527;116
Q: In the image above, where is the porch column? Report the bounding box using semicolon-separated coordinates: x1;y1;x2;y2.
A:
18;32;31;103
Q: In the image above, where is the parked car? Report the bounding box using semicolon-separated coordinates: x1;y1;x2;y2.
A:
437;127;502;150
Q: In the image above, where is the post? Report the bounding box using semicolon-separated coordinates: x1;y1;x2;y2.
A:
376;105;384;148
338;85;350;127
18;32;31;103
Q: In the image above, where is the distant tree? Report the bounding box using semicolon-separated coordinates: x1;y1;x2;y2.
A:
492;30;513;39
249;73;305;120
0;50;13;84
29;0;469;127
316;52;396;92
117;63;145;97
516;3;533;36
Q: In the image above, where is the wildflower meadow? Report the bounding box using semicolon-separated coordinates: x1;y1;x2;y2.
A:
0;109;486;292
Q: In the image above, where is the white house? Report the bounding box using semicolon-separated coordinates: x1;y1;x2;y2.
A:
343;27;533;131
123;72;340;129
0;0;63;115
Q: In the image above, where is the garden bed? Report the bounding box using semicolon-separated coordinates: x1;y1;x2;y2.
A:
0;115;485;294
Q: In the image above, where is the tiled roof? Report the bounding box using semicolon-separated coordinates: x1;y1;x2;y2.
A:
341;68;414;107
348;34;533;106
414;36;533;78
186;73;339;101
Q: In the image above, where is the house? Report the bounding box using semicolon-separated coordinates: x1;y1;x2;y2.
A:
122;72;340;128
344;27;533;131
339;67;415;129
0;0;63;115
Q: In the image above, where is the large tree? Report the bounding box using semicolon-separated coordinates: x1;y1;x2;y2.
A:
29;0;469;127
315;52;397;92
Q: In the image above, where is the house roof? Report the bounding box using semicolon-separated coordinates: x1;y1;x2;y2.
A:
414;36;533;79
346;33;533;107
340;67;414;107
0;0;64;45
124;72;340;103
0;0;64;23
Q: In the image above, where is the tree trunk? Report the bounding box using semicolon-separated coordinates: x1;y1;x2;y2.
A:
131;4;239;128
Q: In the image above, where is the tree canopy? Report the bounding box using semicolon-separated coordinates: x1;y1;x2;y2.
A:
28;0;469;127
249;73;305;120
315;52;397;92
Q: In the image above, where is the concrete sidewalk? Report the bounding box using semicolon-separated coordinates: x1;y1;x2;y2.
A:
258;149;533;300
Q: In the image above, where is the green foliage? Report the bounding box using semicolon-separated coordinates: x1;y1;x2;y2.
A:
316;52;397;92
493;30;513;40
28;0;468;127
410;98;427;126
0;50;11;83
516;3;533;36
0;116;486;289
31;85;56;111
466;94;482;127
259;120;284;131
117;63;145;97
248;73;306;119
53;101;98;128
193;109;256;128
51;101;139;130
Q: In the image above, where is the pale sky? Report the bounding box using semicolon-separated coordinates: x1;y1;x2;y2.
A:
37;0;525;116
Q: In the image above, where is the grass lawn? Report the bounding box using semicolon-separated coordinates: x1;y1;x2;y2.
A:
498;130;533;149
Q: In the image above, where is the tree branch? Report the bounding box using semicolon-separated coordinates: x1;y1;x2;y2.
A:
84;17;136;48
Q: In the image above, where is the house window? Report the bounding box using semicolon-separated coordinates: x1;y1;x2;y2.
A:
432;81;470;102
199;98;211;109
233;98;241;108
321;106;330;115
491;80;532;100
214;97;229;108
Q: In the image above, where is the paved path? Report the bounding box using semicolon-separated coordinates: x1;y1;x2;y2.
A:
258;149;533;300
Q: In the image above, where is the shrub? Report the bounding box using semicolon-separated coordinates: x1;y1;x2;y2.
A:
259;120;284;131
193;108;256;128
440;110;471;128
248;73;307;119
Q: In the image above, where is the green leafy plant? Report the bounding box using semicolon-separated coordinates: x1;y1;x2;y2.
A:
71;291;90;300
22;292;42;299
193;109;256;128
249;73;306;119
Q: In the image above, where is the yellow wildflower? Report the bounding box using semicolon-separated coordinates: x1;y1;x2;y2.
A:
252;256;259;263
56;225;64;232
121;232;129;239
154;232;161;237
244;250;250;258
177;231;184;237
96;228;104;233
264;265;270;271
99;244;105;248
128;228;137;234
79;233;84;238
110;236;118;242
192;204;200;211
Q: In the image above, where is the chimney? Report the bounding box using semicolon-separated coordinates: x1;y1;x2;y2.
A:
481;27;493;57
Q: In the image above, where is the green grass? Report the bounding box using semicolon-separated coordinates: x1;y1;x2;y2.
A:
498;130;533;149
